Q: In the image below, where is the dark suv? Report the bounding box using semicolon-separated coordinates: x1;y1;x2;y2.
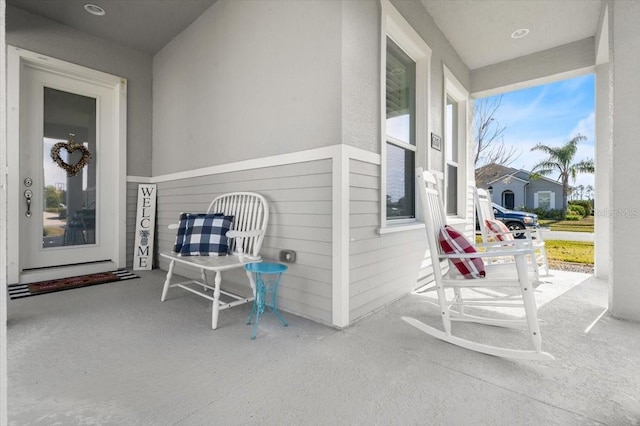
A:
491;203;539;238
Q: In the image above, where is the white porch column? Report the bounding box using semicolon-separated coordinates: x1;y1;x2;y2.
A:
609;0;640;322
594;2;611;282
594;61;610;281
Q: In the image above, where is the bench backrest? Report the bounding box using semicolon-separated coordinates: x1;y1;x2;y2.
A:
207;192;269;258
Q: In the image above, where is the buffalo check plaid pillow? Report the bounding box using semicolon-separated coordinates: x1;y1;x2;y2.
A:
438;225;486;279
173;213;224;253
177;214;234;256
485;219;515;241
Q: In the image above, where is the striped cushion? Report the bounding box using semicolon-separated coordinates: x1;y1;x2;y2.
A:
438;225;486;279
178;214;234;256
485;219;514;241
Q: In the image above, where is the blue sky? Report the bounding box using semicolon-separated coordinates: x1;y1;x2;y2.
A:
478;74;595;189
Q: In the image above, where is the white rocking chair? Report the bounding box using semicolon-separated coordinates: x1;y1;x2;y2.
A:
402;168;554;361
474;187;549;276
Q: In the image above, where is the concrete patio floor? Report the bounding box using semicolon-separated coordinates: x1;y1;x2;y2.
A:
7;268;640;425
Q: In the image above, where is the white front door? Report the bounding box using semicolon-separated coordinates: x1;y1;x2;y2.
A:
8;47;127;284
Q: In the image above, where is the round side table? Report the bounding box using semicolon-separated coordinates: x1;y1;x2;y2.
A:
245;262;288;340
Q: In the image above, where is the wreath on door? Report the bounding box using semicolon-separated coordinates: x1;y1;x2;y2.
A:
50;133;92;177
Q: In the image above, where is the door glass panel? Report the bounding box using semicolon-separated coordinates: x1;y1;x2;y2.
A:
42;87;97;248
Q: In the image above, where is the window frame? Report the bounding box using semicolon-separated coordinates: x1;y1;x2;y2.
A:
535;190;555;210
379;0;432;232
443;65;469;220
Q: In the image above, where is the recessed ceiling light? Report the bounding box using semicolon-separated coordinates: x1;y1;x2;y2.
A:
84;4;106;16
511;28;529;39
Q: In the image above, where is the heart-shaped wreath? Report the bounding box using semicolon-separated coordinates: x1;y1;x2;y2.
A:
50;134;92;177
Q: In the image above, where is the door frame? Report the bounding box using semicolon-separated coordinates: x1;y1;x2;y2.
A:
6;46;127;283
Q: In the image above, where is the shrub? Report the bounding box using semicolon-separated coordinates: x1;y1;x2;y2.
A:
520;207;566;220
565;213;582;221
569;200;593;216
546;209;566;220
521;207;547;218
568;204;586;217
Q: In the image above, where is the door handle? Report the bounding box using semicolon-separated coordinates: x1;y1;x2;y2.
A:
24;189;33;218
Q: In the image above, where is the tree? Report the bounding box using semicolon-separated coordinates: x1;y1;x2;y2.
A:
45;185;63;209
474;95;520;168
530;134;595;213
585;184;594;200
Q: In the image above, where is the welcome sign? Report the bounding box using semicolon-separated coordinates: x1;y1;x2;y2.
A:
133;184;157;270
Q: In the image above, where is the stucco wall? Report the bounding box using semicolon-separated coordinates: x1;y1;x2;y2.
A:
6;6;153;177
150;0;469;176
526;178;563;210
152;0;342;176
489;179;526;209
340;0;380;153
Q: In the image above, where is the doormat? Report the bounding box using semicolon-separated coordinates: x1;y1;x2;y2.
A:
7;269;139;300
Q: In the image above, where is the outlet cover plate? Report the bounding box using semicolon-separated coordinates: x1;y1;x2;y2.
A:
279;250;296;263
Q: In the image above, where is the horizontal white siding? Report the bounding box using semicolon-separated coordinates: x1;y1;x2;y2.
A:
126;152;475;327
153;160;334;325
348;159;428;322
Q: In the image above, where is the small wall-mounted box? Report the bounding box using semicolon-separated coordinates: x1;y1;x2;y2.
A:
279;249;297;263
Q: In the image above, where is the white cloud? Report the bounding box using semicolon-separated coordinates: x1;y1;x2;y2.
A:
569;111;595;144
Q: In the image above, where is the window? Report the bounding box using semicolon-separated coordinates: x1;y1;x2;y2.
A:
535;191;555;210
445;95;458;215
443;66;468;218
385;38;416;219
381;1;431;228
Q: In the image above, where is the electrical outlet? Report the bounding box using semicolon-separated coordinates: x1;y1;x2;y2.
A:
279;249;296;263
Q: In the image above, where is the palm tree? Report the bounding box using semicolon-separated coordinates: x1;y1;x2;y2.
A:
530;134;594;213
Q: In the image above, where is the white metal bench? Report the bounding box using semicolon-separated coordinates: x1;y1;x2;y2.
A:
160;192;269;329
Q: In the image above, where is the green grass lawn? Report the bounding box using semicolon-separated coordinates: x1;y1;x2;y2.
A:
44;226;65;237
539;215;594;232
544;240;594;264
475;235;594;265
477;215;595;265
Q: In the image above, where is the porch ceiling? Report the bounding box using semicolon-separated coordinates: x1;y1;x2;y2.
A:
420;0;602;70
8;0;603;68
6;0;217;55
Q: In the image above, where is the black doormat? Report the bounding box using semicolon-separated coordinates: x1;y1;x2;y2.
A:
7;269;139;300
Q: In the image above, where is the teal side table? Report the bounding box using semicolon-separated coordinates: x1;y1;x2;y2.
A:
245;262;288;340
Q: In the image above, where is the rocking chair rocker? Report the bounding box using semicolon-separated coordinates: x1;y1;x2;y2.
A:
402;168;554;361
